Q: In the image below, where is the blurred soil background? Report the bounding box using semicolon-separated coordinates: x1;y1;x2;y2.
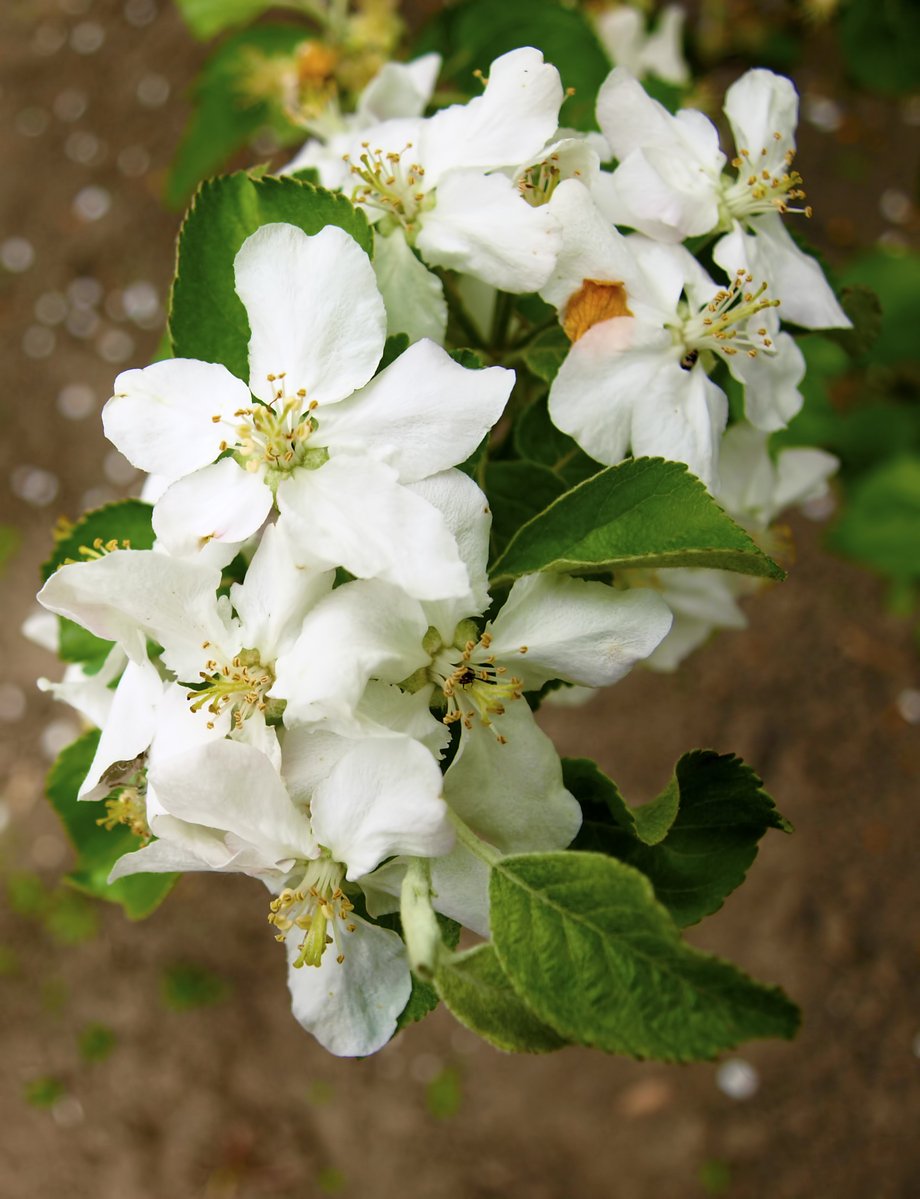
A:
1;1;918;1197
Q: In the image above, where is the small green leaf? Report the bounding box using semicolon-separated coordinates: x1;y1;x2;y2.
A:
425;1066;463;1119
161;963;230;1010
41;500;155;582
378;332;410;373
174;0;295;39
520;323;569;384
46;731;178;921
166;25;307;208
490;457;783;583
23;1077;66;1109
568;753;790;926
490;851;800;1061
484;461;566;560
436;943;567;1053
78;1023;117;1063
169;173;372;382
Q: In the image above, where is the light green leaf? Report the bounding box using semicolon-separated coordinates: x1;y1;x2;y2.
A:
436;943;567;1053
567;753;790;926
174;0;301;40
40;500;155;582
490;457;783;583
57;618;112;670
46;732;177;921
169;173;372;382
490;851;800;1061
829;456;920;579
415;0;611;130
166;25;307;209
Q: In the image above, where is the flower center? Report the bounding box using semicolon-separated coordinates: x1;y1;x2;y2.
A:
674;269;780;367
563;278;632;342
267;857;356;968
427;625;524;743
344;141;432;234
721;136;812;224
518;154;563;207
212;373;327;485
187;647;278;730
97;782;150;843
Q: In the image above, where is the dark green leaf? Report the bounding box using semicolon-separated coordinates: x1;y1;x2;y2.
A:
826;285;883;359
378;333;410;373
490;851;800;1061
436;942;567;1053
490;457;783;583
41;500;155;582
484;461;566;561
160;963;230;1009
829;456;920;579
513;395;600;488
166;25;307;208
169;173;372;381
46;732;178;921
520;323;569;384
567;752;790;926
839;0;920;95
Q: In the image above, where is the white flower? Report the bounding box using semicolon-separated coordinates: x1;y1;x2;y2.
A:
103;222;512;601
594;67;850;329
110;734;449;1056
594;4;689;86
717;422;838;531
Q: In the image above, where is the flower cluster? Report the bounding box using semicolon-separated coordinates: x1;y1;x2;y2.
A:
34;45;839;1056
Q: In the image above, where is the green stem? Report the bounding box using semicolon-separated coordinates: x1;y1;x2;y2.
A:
440;272;486;349
400;857;442;979
489;289;514;350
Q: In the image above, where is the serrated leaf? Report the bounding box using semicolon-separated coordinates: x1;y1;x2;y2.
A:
484;461;566;560
166;25;307;208
46;732;177;921
436;943;566;1053
490;851;800;1061
41;500;155;582
513;395;600;488
169;173;372;382
174;0;297;39
415;0;611;130
490;457;783;583
567;753;790;926
520;323;570;384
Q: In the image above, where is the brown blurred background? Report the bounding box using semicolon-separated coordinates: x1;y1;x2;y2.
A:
1;2;918;1196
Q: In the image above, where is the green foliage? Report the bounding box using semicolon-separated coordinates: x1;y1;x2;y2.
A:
167;25;308;208
169;173;372;381
46;731;178;921
0;946;20;977
436;943;566;1053
513;394;599;488
160;963;231;1010
388;913;460;1032
829;457;920;581
174;0;296;40
490;457;783;582
416;0;611;130
41;500;155;582
425;1066;463;1119
57;619;112;670
520;324;569;384
489;851;800;1061
0;523;19;574
316;1166;347;1195
484;461;565;559
6;872;98;944
826;285;883;360
78;1023;117;1063
567;753;791;927
838;0;920;95
23;1077;66;1109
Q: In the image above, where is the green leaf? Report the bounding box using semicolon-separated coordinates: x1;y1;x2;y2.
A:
392;914;461;1032
41;500;155;582
78;1023;117;1063
567;753;790;926
174;0;298;39
436;943;567;1053
490;851;800;1061
160;963;231;1010
169;173;372;382
425;1066;463;1118
513;395;600;488
520;323;569;384
0;524;20;574
838;0;920;95
825;285;883;360
378;332;410;373
46;732;178;921
57;618;112;669
415;0;611;130
490;457;783;583
829;456;920;580
484;461;566;560
166;25;307;208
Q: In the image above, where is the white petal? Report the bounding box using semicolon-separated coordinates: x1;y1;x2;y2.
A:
103;359;251;481
150;738;315;867
488;573;673;690
78;658;164;801
429;844;491;936
310;737;452;879
230;521;334;661
724;69;798;174
234;223;386;405
371;228;448;345
286;916;410;1056
320;339;511;482
38;643;126;729
421;48;563;182
108;835;225;881
417;171;562;293
726;329;804;432
358;53;442;122
629;362;727;488
444;702;581;854
276;457;470;601
152;458;273;562
272;578;429;726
